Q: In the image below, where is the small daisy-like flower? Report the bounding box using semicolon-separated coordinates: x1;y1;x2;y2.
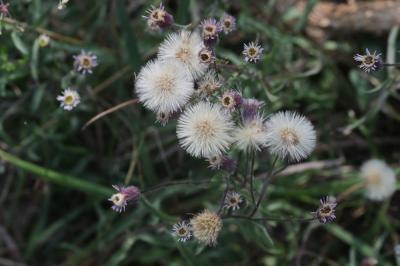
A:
177;102;234;158
224;191;242;211
158;31;207;79
220;13;236;34
172;221;192;242
360;159;396;201
57;0;69;10
38;34;50;48
207;155;236;171
109;185;141;213
143;3;174;31
241;98;264;122
220;90;242;111
312;196;337;224
0;2;10;17
265;111;316;162
243;41;264;63
354;49;382;73
198;47;216;65
234;114;268;152
73;50;98;75
197;70;222;97
56;88;80;111
190;210;222;246
200;18;221;47
135;59;194;114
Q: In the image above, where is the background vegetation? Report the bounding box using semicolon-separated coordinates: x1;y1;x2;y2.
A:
0;0;399;265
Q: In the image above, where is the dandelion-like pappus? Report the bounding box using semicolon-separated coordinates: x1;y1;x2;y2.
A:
190;210;222;246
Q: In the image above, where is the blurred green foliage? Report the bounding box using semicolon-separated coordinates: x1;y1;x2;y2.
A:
0;0;399;265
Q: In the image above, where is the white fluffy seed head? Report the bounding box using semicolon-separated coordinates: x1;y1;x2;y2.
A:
177;101;234;158
265;111;316;162
135;59;194;114
234;115;268;152
190;210;222;246
360;159;396;201
158;31;207;79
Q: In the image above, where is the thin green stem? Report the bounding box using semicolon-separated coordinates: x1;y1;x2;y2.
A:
248;157;279;217
249;150;256;205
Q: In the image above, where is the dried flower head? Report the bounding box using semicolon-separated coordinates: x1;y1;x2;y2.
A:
73;50;98;75
197;70;222;97
158;31;207;79
234;114;268;152
0;2;10;17
198;47;216;65
135;59;194;114
224;191;242;211
220;90;242;111
143;3;174;31
200;18;221;47
172;221;192;242
312;196;337;224
265;111;316;162
57;0;69;10
156;110;179;126
354;49;382;73
207;155;236;171
243;41;264;63
190;210;222;246
360;159;396;201
220;13;236;34
241;98;264;122
38;34;50;48
109;185;141;213
56;88;80;111
177;102;234;158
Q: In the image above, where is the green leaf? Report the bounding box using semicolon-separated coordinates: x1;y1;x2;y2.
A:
116;0;141;71
11;32;29;55
30;39;40;81
324;224;375;257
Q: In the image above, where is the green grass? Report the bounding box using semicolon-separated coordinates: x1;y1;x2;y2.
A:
0;1;399;265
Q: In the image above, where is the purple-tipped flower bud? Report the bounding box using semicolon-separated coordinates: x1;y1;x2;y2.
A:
220;13;236;34
220;90;242;111
312;196;337;224
0;3;10;17
241;98;264;122
200;18;222;47
144;3;174;31
109;185;141;213
207;155;236;172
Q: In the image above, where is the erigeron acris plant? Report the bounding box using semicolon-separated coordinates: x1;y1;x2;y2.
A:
106;2;337;247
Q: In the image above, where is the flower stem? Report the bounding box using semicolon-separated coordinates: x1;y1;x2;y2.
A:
249;150;256;205
248;157;278;217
